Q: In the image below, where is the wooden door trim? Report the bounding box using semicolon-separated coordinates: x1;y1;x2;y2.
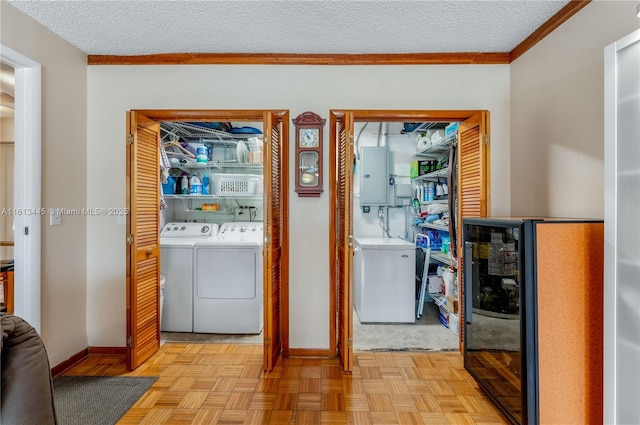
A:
328;111;341;358
278;112;291;359
131;110;268;122
328;109;488;357
127;109;290;366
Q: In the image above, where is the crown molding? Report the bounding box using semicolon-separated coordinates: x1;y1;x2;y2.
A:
87;0;591;66
88;52;510;66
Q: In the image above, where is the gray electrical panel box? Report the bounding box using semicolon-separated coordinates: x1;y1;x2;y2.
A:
360;147;388;206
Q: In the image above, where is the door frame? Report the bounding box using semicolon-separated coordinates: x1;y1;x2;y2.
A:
0;45;42;332
128;109;290;364
329;109;488;358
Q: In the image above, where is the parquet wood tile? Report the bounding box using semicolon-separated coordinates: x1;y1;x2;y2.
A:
395;411;424;424
369;411;399;424
59;343;510;425
296;393;322;411
321;411;349;424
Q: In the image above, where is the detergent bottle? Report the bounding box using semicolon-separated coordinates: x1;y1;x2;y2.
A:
190;173;202;195
202;174;210;195
180;173;189;194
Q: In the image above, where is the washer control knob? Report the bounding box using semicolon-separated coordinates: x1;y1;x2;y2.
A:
241;226;247;232
201;225;210;233
180;226;186;231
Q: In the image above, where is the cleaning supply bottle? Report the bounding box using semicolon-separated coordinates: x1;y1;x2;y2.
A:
202;174;210;195
180;173;189;194
190;173;202;195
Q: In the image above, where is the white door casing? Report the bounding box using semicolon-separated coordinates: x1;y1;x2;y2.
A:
0;45;42;332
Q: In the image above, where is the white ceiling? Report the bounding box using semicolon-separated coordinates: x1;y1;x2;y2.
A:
6;0;571;56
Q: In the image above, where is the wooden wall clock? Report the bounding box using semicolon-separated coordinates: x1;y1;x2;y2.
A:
293;111;325;197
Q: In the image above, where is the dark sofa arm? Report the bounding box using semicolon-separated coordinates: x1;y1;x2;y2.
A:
1;313;57;425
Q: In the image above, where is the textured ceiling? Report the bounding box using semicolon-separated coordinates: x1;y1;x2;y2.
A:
7;0;571;56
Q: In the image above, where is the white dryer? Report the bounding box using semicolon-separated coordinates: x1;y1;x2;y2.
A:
160;222;218;332
193;222;263;334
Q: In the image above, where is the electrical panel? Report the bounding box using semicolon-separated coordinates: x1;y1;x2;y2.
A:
360;147;388;206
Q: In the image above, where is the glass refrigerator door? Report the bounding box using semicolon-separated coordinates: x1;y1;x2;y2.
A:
464;223;522;424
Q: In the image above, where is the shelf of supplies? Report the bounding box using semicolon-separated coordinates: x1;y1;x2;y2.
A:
161;122;263;142
170;161;263;169
165;194;262;200
431;250;456;267
414;135;455;158
417;222;449;232
184;209;234;214
420;198;448;205
428;293;447;307
412;167;449;182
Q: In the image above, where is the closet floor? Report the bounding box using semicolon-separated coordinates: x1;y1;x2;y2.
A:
354;300;459;352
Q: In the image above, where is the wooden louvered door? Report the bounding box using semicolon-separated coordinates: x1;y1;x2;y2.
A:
336;113;354;372
457;111;490;342
126;111;161;370
263;111;289;371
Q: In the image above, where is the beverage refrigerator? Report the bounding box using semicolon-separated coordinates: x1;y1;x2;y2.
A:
462;217;603;425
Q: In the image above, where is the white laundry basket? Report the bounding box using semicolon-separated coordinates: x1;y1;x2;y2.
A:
159;274;166;328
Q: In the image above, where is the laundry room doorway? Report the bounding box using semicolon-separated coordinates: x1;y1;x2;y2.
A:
126;109;289;371
329;110;490;372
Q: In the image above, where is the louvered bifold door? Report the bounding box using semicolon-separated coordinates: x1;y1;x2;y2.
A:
263;111;288;371
337;113;354;372
126;111;161;370
457;111;490;342
458;112;490;221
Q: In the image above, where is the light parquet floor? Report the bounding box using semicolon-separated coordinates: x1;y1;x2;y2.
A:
61;343;510;425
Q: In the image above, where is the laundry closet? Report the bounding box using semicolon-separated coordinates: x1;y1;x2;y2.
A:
351;121;460;351
158;121;265;338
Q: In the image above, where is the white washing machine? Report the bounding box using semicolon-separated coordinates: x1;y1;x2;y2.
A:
193;222;264;334
160;222;218;332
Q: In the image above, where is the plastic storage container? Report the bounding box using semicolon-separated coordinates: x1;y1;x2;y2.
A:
212;174;262;196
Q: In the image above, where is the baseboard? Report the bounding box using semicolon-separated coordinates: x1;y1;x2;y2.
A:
89;346;127;355
288;348;331;358
51;348;89;378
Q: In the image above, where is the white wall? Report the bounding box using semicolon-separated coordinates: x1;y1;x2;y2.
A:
1;116;13;140
87;64;510;349
353;122;421;240
510;0;640;218
1;3;88;366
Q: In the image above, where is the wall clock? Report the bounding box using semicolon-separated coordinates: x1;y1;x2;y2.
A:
293;111;325;197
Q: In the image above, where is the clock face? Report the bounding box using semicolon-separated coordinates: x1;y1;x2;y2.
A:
299;128;319;148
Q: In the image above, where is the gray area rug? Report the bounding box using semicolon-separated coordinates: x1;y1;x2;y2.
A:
53;376;157;425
